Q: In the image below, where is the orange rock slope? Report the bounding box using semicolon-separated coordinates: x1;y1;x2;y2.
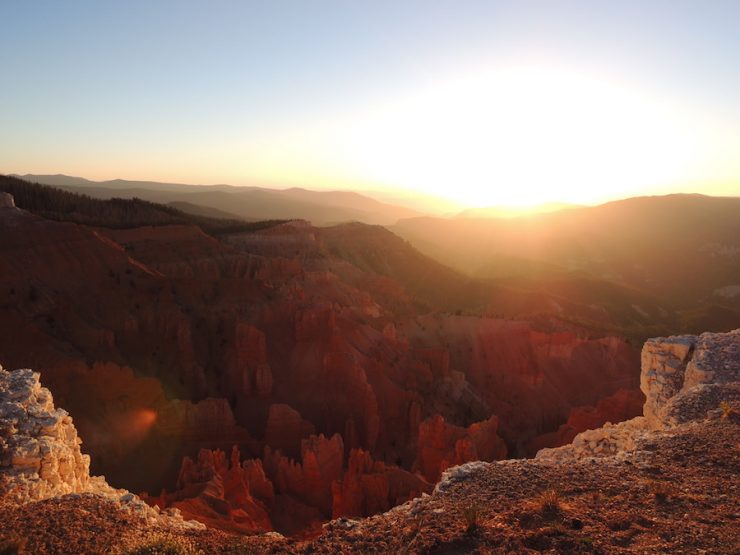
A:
0;200;642;535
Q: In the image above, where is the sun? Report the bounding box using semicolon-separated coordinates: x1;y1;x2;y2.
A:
330;65;704;208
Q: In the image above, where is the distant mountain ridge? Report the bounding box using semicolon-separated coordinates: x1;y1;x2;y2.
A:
13;174;424;226
393;193;740;326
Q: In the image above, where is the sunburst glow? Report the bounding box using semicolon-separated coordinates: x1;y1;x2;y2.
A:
2;2;739;207
328;66;711;207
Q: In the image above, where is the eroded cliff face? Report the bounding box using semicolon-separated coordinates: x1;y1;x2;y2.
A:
641;330;740;428
397;316;641;453
0;204;641;535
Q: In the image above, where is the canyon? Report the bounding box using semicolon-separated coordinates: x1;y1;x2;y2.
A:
0;329;736;553
0;182;646;536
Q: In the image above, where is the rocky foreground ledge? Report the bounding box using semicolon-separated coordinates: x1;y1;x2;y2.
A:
1;330;738;554
0;367;206;553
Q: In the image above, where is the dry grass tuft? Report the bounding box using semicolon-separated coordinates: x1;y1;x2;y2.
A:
536;489;561;515
461;502;481;533
398;515;426;555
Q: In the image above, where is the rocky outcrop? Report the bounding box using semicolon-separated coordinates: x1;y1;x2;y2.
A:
643;330;740;428
640;334;696;428
537;329;739;462
0;366;94;502
0;365;205;536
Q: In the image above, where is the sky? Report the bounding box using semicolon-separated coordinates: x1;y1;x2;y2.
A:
1;0;740;208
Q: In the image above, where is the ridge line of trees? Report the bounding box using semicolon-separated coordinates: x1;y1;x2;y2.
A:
0;175;285;235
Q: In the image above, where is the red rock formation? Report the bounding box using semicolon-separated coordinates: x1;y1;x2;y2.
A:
332;448;432;519
0;204;641;537
155;433;432;537
297;434;344;513
156;447;272;534
226;323;273;397
414;348;451;379
398;315;640;449
295;306;337;342
414;414;507;482
525;388;645;454
264;404;316;460
241;459;275;505
566;388;645;433
261;434;344;515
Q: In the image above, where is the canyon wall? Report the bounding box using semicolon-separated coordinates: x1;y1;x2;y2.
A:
0;201;642;535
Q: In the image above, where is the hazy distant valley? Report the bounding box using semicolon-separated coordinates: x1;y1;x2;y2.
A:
15;173;740;339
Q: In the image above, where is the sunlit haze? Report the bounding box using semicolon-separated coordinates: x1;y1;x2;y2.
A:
2;1;739;208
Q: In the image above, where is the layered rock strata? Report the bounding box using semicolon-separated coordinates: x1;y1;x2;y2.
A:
0;367;98;502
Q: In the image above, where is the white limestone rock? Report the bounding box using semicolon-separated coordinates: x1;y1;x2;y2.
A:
640;334;696;429
0;364;210;532
0;367;93;502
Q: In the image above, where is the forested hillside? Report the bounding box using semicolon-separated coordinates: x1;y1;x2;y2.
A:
0;175;284;235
